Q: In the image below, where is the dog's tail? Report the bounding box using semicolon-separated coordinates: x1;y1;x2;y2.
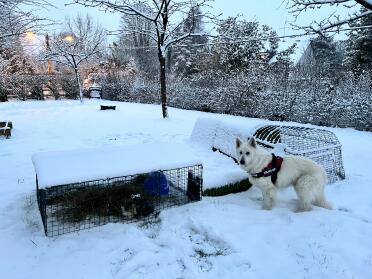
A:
314;194;333;210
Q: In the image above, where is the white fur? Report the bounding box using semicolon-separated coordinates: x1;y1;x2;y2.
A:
236;137;332;211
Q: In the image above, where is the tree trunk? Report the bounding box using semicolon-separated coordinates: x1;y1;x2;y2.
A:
159;55;168;118
74;68;84;104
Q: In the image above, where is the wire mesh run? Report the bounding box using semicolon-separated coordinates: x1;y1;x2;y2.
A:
253;125;345;183
36;164;203;237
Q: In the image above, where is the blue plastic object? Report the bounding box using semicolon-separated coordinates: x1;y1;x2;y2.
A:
144;172;169;196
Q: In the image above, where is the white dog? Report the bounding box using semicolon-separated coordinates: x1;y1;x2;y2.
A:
236;137;332;211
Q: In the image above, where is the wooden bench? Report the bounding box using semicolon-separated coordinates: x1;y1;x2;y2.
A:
0;121;12;138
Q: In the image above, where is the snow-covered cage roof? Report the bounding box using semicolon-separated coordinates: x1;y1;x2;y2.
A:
213;121;257;159
32;143;202;189
189;118;222;147
189;117;266;161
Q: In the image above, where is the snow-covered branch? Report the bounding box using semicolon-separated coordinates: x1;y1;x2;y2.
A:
73;0;218;52
355;0;372;10
115;26;158;42
287;0;372;33
0;0;53;44
297;9;372;33
288;0;353;15
72;0;158;22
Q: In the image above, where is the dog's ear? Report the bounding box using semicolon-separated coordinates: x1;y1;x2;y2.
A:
248;137;257;148
236;138;242;148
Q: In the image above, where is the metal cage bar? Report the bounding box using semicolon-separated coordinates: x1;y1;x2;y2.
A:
36;164;203;237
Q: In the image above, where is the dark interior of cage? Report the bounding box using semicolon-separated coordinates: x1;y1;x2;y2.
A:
39;169;202;225
253;125;282;145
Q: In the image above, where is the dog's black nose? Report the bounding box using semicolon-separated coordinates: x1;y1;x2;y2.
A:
240;159;245;165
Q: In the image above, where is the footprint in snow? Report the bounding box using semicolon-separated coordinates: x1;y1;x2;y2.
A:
110;248;136;276
188;226;233;272
337;206;352;213
337;207;371;224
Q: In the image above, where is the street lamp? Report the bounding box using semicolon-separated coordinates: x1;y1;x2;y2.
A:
45;33;52;75
63;34;75;43
24;31;35;41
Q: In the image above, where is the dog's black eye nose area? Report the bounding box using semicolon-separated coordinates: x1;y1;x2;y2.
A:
240;159;245;165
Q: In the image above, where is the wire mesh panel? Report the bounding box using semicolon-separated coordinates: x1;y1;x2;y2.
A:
253;125;345;184
36;164;203;237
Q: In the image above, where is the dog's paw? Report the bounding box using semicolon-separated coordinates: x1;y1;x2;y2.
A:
262;204;273;210
262;196;275;210
251;196;263;202
295;205;313;213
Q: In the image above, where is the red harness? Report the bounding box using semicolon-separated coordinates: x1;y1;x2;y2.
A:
251;154;283;185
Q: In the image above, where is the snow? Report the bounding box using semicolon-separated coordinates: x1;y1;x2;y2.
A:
1;100;372;279
189;117;221;147
32;143;202;188
213;119;264;159
189;117;265;157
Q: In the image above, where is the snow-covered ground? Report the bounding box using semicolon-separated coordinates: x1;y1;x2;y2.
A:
0;100;371;279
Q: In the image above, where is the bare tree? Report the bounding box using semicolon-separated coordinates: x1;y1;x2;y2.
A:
118;3;158;75
0;0;51;45
287;0;372;34
42;15;105;103
73;0;217;118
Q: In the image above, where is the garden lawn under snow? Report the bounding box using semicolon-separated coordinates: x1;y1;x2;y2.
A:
0;100;371;279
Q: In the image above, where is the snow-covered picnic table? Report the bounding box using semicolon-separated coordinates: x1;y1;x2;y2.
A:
32;142;202;189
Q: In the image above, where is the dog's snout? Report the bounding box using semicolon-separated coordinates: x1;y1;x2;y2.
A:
240;158;245;165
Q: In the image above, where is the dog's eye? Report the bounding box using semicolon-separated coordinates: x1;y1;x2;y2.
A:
245;152;250;156
239;151;242;155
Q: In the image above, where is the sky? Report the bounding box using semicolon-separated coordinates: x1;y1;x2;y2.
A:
31;0;360;60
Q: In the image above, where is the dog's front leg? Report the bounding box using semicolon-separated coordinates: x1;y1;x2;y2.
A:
262;186;277;210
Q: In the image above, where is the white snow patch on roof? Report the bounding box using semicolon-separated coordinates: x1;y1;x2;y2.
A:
33;142;202;188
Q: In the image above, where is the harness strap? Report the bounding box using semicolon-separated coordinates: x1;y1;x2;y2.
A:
251;154;283;185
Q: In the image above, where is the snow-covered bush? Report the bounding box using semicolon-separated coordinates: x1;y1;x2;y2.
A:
29;82;44;100
44;78;60;100
0;74;55;100
101;73;132;101
59;75;79;100
102;69;371;131
129;77;159;105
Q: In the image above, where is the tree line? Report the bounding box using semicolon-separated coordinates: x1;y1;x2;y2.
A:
0;0;371;130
